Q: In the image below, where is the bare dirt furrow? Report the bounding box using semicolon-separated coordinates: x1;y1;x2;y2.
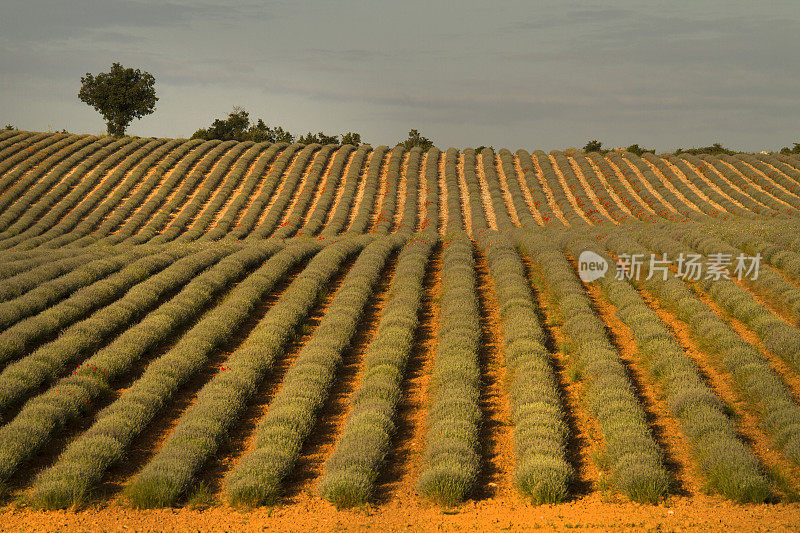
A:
283;253;398;500
600;156;663;215
376;245;441;501
547;154;593;225
520;254;600;497
567;156;619;224
415;151;429;233
456;152;474;236
97;258;313;501
474;153;499;230
510;154;544;225
582;281;704;496
473;248;514;499
528;153;570;226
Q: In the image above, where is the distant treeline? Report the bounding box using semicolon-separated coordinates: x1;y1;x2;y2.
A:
189;107;433;150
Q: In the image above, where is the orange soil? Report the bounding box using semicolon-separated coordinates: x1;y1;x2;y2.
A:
582;156;635;218
320;149;359;231
273;146;327;232
208;144;272;229
252;147;308;230
473;248;515;498
455;152;474;236
547;154;593;225
4;497;800;532
599;156;663;216
635;286;800;498
492;154;521;228
567;157;619;225
474;153;499;231
366;150;391;233
156;144;238;234
582;281;705;496
393;151;410;233
437;151;448;234
344;149;375;231
510;154;545;225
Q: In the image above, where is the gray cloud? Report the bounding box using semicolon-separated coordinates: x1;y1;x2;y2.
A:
1;0;798;151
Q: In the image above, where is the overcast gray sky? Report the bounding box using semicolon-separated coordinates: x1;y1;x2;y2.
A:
1;1;798;152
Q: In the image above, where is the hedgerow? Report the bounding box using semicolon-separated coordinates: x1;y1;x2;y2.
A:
145;141;254;244
568;234;770;502
116;140;238;244
225;235;394;506
270;144;338;239
317;145;372;237
345;146;390;235
318;236;434;507
517;232;669;503
604;230;800;466
0;244;252;485
30;241;315;508
416;234;482;505
480;231;573;503
0;136;113;233
172;142;272;242
247;143;322;239
11;139;180;250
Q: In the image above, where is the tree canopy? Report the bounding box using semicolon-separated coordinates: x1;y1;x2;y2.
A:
78;63;157;136
399;129;433;151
